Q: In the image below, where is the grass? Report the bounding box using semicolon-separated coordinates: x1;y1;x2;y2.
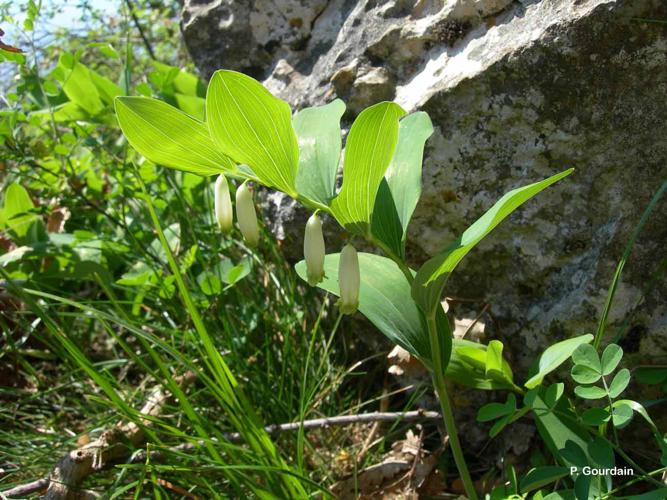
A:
0;159;397;496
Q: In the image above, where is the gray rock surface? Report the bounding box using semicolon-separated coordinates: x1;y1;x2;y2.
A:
182;0;667;373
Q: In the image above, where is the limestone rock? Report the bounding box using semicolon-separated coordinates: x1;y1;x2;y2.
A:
182;0;667;372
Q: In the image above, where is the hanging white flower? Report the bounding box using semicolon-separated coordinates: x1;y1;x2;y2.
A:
304;213;325;286
338;243;359;315
236;181;260;247
214;174;233;233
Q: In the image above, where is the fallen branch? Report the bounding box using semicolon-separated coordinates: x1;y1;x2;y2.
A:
2;408;440;498
1;372;195;500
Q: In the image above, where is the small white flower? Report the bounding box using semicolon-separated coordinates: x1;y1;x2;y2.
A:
338;243;359;315
236;181;260;247
304;213;325;286
214;174;233;233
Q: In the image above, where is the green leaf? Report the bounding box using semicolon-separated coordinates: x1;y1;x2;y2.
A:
571;344;601;373
486;340;506;381
611;403;633;428
90;70;122;105
581;407;610;426
574;385;607;400
115;96;235;176
293;99;345;205
527;389;592;468
173;94;206;121
541;491;575;500
412;169;574;315
574;474;591;500
206;70;299;194
571;364;602;384
520;466;570;494
220;256;252;285
331;102;406;234
295;251;450;369
545;383;565;408
600;344;623;376
197;272;222;295
560;441;589;468
588;437;614;468
2;183;38;238
448;340;516;390
627;489;667;500
62;62;105;115
153;61;205;97
371;111;433;257
478;394;516;422
525;334;593;389
608;368;630;398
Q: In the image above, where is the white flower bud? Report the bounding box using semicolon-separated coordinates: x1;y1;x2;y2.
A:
214;174;233;233
304;213;325;286
338;243;359;315
235;181;260;247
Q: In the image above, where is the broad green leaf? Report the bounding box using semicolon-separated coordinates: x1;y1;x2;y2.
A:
572;344;601;373
527;390;592;468
90;70;122;105
412;169;573;315
294;251;450;369
62;62;105;115
581;407;610;426
574;385;607;400
608;368;630;398
293;99;345;205
588;437;614;468
525;334;593;389
520;466;570;494
559;441;588;468
371;112;433;257
206;70;299;194
51;102;89;122
457;346;487;369
541;491;575;500
3;183;38;238
115;96;235;176
331;102;406;234
449;340;516;390
174;93;205;121
486;340;505;380
545;383;565;408
574;474;591;500
153;61;205;97
600;344;623;376
571;364;601;384
627;489;667;500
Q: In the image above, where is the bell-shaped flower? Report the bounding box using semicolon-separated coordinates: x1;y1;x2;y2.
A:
236;181;259;247
304;213;325;286
214;174;233;233
338;243;359;315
